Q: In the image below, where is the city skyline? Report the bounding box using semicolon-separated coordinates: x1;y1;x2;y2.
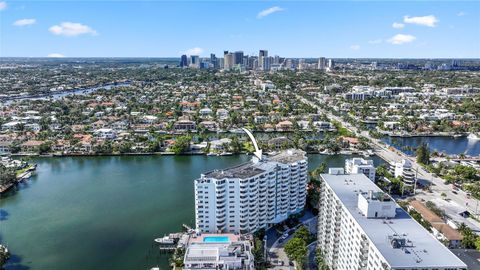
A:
1;1;479;58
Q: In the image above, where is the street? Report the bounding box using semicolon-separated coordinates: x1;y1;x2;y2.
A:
296;94;480;231
266;216;318;270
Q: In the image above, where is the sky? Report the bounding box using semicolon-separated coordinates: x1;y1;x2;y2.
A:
0;0;479;58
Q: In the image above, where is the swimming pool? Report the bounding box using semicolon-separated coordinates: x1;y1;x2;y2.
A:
203;236;230;243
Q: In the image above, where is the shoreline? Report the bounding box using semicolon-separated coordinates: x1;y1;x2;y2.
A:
11;150;355;158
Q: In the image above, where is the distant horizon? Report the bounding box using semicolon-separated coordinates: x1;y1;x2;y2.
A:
1;1;478;58
2;56;480;60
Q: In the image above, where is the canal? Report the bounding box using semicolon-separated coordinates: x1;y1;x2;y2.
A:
381;136;480;156
1;154;384;270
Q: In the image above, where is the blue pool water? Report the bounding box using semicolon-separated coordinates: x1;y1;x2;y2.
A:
203;236;230;243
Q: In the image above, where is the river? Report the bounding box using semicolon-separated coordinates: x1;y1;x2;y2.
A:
0;154;384;270
381;136;480;156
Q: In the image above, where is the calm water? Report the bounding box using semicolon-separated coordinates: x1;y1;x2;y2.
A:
381;136;480;157
1;154;384;270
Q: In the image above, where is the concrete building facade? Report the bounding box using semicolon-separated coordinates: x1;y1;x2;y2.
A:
195;149;307;233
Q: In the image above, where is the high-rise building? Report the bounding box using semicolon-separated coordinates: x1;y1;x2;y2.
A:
180;54;188;68
190;55;200;68
317;172;466;270
274;55;280;65
345;158;376;181
259;50;269;71
233;51;244;66
328;59;335;69
317;57;326;70
195;149;308;233
210;53;218;69
223;53;234;70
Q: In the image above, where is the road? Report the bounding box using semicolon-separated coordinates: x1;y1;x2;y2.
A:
267;216;318;270
296;94;480;230
306;241;318;270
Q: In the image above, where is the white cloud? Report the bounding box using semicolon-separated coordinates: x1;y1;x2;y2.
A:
257;6;285;19
183;47;203;56
49;22;98;37
392;22;405;29
47;53;65;58
13;18;36;26
368;39;383;44
403;15;438;27
350;44;360;51
0;1;7;10
387;34;416;45
457;11;465;16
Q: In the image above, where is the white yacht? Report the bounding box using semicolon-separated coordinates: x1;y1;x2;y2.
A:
467;133;480;140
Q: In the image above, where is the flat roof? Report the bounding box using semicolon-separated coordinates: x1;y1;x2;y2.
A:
320;173;467;269
269;149;307;164
203;162;265;179
202;149;306;180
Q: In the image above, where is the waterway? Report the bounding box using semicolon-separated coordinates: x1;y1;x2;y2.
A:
0;154;384;270
381;136;480;156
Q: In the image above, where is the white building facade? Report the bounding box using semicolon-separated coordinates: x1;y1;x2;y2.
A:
195;149;308;233
393;159;416;186
317;172;467;270
345;158;376;181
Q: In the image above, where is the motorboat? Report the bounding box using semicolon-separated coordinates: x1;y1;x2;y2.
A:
467;133;480;140
154;236;175;245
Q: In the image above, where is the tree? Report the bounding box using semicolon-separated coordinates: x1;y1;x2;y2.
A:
0;245;10;268
315;248;329;270
0;165;16;186
416;143;430;165
284;238;307;266
458;223;478;249
475;237;480;251
293;226;312;244
38;141;52;154
311;162;327;178
171;136;191;155
229;136;242;154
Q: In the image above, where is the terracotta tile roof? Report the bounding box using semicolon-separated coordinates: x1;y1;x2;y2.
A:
431;223;463;241
409;200;443;224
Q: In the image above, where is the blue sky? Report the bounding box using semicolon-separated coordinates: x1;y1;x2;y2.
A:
1;1;479;58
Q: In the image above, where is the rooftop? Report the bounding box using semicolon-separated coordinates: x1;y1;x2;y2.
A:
203;162;265;179
268;149;307;164
320;173;467;269
201;149;306;180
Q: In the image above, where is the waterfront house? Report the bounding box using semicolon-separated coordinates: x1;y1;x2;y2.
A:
275;120;293;132
94;128;117;140
268;137;293;151
173;119;196;133
0;142;12;154
199;121;218;132
21;140;43;153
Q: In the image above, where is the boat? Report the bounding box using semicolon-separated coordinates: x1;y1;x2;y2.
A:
219;152;233;156
453;134;463;138
154;236;175;245
467;133;480;140
206;152;217;156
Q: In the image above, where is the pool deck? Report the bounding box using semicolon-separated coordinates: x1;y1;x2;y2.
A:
188;233;239;244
